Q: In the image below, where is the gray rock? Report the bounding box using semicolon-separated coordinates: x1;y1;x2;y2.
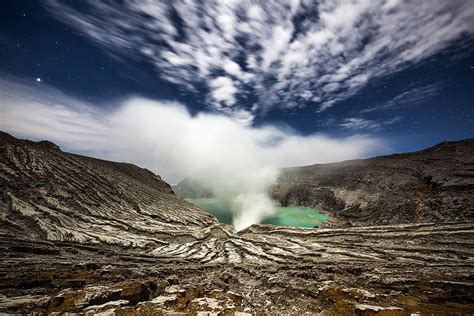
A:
272;139;474;226
0;132;473;314
0;131;218;246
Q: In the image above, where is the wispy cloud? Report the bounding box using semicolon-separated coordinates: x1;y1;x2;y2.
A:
43;0;474;122
362;82;442;113
339;116;401;131
340;118;382;131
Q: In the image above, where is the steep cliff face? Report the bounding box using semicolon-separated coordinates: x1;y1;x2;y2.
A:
0;132;218;247
272;139;474;226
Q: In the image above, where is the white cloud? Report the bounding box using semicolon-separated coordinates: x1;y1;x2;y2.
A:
0;80;108;152
339;116;401;131
362;83;442;113
209;76;238;107
43;0;474;121
1;80;384;229
223;59;242;77
340;118;382;131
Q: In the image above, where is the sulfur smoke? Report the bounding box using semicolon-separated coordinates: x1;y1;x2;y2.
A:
2;80;383;230
109;99;280;230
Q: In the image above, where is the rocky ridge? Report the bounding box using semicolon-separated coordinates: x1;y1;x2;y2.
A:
0;132;473;314
272;139;474;227
0;131;218;247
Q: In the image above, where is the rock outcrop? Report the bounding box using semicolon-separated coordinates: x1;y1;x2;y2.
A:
272;139;474;227
1;132;473;314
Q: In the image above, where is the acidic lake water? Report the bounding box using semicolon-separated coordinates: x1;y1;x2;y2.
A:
187;198;330;228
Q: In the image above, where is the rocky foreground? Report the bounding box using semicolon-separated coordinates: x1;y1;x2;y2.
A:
1;132;473;315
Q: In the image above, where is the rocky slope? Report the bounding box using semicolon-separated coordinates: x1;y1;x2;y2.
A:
0;131;218;247
272;139;474;227
1;132;473;314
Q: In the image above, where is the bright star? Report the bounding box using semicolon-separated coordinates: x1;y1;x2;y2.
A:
36;78;41;82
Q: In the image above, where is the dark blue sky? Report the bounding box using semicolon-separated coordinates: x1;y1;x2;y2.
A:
1;0;474;157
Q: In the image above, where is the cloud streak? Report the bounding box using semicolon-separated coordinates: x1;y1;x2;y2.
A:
43;0;474;122
339;116;401;131
362;82;442;113
1;79;383;229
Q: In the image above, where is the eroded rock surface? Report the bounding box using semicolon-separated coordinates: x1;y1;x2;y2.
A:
0;131;218;247
272;139;474;227
1;132;473;314
1;223;473;315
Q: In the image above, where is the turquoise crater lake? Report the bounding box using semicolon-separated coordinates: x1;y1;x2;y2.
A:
187;198;330;228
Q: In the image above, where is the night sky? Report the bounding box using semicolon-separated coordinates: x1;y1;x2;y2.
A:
1;0;474;175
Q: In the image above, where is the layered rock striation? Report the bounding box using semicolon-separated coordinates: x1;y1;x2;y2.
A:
272;139;474;226
0;131;218;247
0;132;473;314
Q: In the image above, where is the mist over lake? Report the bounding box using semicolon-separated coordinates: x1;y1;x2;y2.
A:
187;198;330;228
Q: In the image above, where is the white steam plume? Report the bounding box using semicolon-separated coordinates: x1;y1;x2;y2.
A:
1;79;384;230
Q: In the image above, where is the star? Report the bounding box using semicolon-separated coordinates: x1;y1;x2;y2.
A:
36;78;41;82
